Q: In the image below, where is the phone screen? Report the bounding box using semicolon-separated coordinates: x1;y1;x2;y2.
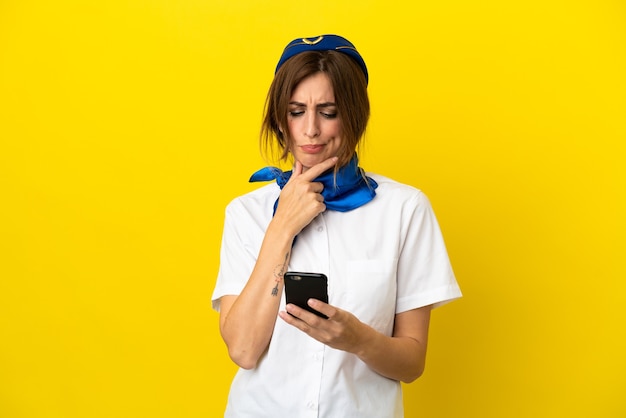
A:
284;272;329;319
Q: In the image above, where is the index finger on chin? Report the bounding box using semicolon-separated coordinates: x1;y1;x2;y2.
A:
300;157;338;180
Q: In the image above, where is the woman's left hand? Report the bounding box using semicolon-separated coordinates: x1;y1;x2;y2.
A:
279;300;432;383
279;300;367;354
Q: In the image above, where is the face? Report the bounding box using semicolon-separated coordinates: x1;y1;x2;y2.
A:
287;72;342;172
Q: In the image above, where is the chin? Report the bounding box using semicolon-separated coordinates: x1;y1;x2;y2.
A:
297;155;327;170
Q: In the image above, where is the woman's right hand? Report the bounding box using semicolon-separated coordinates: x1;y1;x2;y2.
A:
272;157;338;237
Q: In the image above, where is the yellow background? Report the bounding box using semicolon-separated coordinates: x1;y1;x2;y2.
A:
1;0;624;417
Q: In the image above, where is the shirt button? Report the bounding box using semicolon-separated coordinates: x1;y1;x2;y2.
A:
317;226;324;232
307;401;316;410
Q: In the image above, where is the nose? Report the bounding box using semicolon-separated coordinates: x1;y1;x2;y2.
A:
304;113;320;138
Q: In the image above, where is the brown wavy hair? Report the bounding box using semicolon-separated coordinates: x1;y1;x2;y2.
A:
260;50;370;170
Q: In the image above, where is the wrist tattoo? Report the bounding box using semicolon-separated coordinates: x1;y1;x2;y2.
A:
271;251;290;296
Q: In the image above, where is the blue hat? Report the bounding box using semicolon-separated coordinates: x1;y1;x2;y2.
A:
275;34;368;85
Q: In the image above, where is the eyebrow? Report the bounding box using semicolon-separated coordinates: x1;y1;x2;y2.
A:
289;101;337;108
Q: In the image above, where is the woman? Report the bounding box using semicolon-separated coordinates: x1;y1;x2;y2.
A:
212;34;462;418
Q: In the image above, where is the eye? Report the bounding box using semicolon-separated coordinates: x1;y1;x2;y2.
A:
321;112;337;119
289;110;304;117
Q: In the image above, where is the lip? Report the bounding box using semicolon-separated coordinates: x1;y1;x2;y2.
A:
300;144;325;154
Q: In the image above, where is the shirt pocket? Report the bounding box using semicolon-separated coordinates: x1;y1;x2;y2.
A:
345;259;397;334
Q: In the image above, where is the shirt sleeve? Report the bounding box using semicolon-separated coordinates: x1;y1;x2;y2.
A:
395;192;462;313
211;198;261;312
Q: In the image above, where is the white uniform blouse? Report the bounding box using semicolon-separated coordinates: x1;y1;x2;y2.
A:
212;173;462;418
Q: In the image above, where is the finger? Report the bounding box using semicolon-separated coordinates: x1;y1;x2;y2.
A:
279;310;307;330
285;303;324;325
308;299;336;320
284;303;302;318
288;160;303;181
284;160;303;185
281;305;313;329
299;157;338;181
311;181;324;193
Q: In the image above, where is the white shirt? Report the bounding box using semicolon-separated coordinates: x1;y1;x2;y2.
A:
212;173;462;418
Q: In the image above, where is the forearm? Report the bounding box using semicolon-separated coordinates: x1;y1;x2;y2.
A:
349;306;431;383
220;221;294;369
353;326;427;383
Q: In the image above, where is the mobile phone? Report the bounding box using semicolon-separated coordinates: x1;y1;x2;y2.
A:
284;272;329;319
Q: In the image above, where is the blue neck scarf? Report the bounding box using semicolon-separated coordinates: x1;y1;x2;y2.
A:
249;156;378;214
